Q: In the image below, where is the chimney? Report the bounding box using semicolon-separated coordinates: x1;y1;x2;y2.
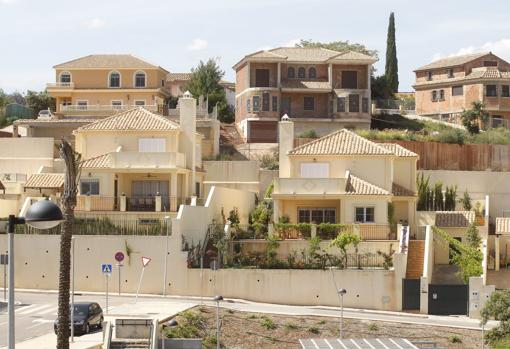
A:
278;115;293;178
179;91;197;195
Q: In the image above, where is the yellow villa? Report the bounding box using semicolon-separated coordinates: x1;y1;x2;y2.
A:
273;118;418;238
73;92;203;213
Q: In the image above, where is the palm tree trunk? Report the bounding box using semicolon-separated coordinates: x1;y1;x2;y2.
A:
56;140;81;349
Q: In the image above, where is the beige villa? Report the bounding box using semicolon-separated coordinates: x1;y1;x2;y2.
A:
234;47;377;142
273;118;418;235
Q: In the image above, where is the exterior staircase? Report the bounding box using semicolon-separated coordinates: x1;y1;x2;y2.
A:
220;123;245;146
110;338;149;349
406;240;425;279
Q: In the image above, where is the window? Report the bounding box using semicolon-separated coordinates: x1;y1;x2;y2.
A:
486;85;497;97
484;61;498;67
262;93;270;112
272;96;278;112
247;99;251;112
337;97;346;112
362;97;369;113
134;71;146;88
161;79;165;87
134;100;146;106
298;67;306;79
111;100;122;109
342;71;358;89
308;67;317;79
287;67;295;79
348;94;360;112
109;71;121;88
300;162;329;178
298;208;336;224
431;91;437;102
427;71;433;81
77;100;88;110
355;207;375;223
492;116;504;128
138;138;166;152
452;85;463;96
304;96;315;111
59;71;71;84
80;178;99;195
447;68;454;78
439;89;445;101
255;69;270;87
253;96;260;112
502;85;510;97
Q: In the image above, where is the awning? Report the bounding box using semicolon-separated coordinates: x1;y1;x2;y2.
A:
24;173;65;190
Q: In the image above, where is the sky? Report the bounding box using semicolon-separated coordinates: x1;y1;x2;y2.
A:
1;0;510;94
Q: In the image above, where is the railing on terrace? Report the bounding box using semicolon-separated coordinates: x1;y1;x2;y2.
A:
75;195;190;212
14;213;171;236
60;104;159;112
76;196;119;211
274;223;393;240
47;82;75;88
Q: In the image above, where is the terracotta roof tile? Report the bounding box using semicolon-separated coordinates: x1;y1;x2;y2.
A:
281;80;331;89
415;52;490;71
76;108;179;132
166;73;192;81
289;129;392;156
345;174;390;195
496;217;510;234
54;54;166;70
378;143;419;157
24;173;64;189
435;211;475;227
392;183;415;197
81;153;112;169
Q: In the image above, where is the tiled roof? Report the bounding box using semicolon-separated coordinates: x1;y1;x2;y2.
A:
289;129;393;156
24;173;64;189
345;174;390;195
414;67;510;87
496;217;510;234
166;73;192;81
281;80;331;89
378;143;419;157
414;52;490;71
81;153;112;169
392;183;415;197
435;211;475;227
76;108;179;132
54;54;166;70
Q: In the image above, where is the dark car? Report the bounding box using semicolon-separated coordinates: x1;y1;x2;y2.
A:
54;302;104;335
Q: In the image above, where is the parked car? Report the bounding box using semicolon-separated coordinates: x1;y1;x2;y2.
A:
54;302;103;335
37;109;52;119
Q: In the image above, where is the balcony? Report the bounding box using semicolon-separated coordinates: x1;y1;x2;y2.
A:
273;178;347;196
109;151;186;169
75;195;190;212
47;82;75;89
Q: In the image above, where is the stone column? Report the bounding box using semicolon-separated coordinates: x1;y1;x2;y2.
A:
120;194;127;212
155;194;162;212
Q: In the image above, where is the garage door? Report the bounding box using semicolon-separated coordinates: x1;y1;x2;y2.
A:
248;121;278;143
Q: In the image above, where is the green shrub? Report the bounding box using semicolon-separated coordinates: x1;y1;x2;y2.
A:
261;317;277;330
308;326;320;334
298;129;319;138
448;335;462;343
284;322;298;330
368;323;379;332
432;128;466;144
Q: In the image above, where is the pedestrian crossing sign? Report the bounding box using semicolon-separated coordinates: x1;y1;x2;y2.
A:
102;263;112;274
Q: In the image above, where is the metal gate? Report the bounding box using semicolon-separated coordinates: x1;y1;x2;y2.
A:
402;279;420;310
428;284;468;315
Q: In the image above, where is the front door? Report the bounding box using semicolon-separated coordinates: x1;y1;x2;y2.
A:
281;97;291;117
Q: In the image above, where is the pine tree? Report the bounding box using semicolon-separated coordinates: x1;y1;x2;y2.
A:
385;12;399;94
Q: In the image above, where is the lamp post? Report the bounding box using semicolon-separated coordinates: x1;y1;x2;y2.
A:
7;199;63;349
338;289;347;339
213;295;223;349
162;319;178;349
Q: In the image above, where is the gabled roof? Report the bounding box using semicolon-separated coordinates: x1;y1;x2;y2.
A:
166;72;192;81
414;52;490;72
435;211;475;228
76;107;179;132
378;143;419;157
345;174;390;195
289;129;393;156
81;153;112;169
24;173;64;189
54;54;168;71
496;217;510;234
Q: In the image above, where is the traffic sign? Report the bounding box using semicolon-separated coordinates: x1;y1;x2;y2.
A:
102;263;112;274
142;256;151;267
115;252;125;262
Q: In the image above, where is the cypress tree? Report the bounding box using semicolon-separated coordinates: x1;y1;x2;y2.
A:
385;12;399;94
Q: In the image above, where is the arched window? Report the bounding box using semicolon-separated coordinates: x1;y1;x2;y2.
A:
134;71;146;88
109;71;121;88
287;67;295;79
59;71;71;84
308;67;317;79
298;67;305;79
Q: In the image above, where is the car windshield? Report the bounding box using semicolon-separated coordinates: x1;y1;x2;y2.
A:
70;304;89;316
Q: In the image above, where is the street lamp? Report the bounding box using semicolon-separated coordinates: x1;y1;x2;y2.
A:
338;289;347;339
213;295;223;349
7;199;63;349
162;319;178;349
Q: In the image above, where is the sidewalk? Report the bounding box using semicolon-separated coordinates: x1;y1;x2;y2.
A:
2;332;103;349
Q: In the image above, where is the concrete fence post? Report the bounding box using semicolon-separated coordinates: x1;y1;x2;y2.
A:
155;194;162;212
85;195;91;212
120;194;127;212
311;224;317;238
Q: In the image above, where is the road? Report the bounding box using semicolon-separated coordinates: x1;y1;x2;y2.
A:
0;290;496;347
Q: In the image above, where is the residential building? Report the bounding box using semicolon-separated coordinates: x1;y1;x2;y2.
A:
233;47;377;142
73;93;203;214
413;52;510;127
273;119;418;233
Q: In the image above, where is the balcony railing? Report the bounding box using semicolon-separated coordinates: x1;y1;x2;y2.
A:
273;223;392;240
60;104;159;112
273;178;347;196
110;151;186;169
75;195;192;212
47;82;75;88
